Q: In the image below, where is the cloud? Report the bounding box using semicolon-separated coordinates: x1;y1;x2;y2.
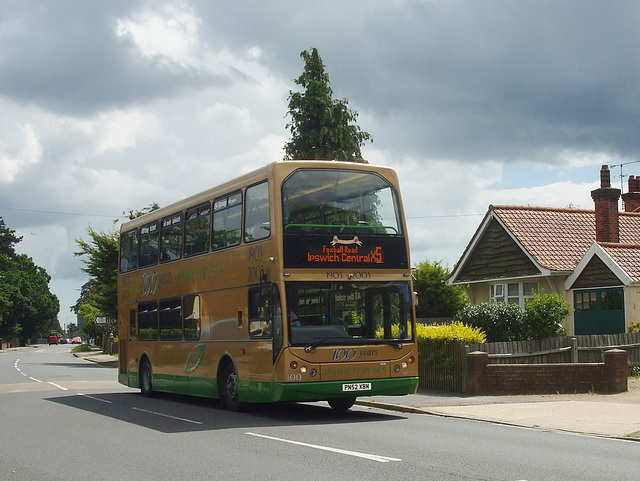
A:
0;123;42;183
2;0;639;321
0;1;221;116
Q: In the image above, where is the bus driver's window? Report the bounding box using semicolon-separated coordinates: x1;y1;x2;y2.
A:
248;285;273;338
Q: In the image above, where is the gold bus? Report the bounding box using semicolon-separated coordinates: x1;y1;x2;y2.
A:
117;160;418;411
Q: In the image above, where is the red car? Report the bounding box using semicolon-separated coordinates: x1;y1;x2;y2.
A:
71;337;82;344
48;335;58;345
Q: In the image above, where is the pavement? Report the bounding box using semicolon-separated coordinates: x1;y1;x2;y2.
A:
357;376;640;440
72;349;119;366
4;345;639;440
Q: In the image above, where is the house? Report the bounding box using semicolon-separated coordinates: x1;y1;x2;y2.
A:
447;165;640;335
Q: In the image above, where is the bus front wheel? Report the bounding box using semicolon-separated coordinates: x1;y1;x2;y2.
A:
140;358;155;398
328;397;356;411
220;362;245;412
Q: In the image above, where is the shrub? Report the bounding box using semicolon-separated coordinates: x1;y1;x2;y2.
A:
521;290;570;340
628;321;640;333
376;321;485;344
416;321;486;344
454;302;522;342
71;343;93;353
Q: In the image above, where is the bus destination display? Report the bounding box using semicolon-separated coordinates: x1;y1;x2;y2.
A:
283;234;408;269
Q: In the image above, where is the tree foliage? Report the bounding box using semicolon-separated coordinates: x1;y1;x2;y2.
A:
413;260;468;318
121;202;160;222
284;48;372;163
0;218;22;257
0;218;60;342
74;227;119;320
74;203;159;332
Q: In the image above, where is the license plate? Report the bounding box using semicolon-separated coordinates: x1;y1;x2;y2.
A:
342;382;372;392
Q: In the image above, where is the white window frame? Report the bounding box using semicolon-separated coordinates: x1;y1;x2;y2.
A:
490;281;538;308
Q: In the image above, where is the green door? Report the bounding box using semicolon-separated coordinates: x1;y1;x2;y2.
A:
574;288;625;335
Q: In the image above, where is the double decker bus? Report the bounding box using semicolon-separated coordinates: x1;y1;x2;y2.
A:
117;160;418;411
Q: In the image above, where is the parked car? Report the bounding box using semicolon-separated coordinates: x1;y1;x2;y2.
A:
48;335;58;345
71;337;82;344
59;337;68;344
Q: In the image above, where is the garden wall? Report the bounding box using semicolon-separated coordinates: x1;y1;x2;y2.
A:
465;349;628;395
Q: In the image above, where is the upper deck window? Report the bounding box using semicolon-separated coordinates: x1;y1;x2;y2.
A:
184;202;211;257
244;182;270;242
120;228;138;273
213;191;242;250
282;169;401;235
139;221;159;268
160;213;183;262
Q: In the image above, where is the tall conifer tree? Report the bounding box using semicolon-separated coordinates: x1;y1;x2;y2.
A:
284;48;371;163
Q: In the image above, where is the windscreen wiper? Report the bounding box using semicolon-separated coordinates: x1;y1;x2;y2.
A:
305;337;347;353
305;337;405;352
378;340;405;349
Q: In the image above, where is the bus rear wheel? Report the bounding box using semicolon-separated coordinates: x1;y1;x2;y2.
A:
140;358;155;398
220;362;245;412
328;397;356;411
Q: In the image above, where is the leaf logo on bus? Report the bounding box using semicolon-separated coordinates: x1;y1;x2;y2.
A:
184;343;206;374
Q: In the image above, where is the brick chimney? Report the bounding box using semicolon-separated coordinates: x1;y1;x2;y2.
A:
591;165;620;243
622;175;640;212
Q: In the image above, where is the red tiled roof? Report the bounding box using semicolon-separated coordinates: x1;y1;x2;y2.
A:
599;243;640;282
491;205;640;273
491;205;596;272
450;204;640;283
619;213;640;244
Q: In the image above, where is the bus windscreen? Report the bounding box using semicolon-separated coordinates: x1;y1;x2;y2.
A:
286;281;413;348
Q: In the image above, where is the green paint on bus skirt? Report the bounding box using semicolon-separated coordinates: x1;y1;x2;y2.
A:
119;372;418;403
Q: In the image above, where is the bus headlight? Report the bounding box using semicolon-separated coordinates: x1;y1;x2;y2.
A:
300;366;307;374
310;369;317;377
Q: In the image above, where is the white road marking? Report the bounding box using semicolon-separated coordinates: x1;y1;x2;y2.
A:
246;432;401;463
47;382;68;391
132;407;203;425
29;377;42;383
78;393;113;404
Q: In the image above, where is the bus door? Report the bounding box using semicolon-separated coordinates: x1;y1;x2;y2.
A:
125;306;139;386
248;284;281;377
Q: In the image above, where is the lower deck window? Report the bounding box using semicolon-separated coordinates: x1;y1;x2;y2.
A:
159;298;182;340
137;295;202;341
138;302;158;341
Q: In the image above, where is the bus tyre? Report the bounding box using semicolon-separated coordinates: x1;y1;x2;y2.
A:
220;362;244;412
140;358;155;398
328;397;356;411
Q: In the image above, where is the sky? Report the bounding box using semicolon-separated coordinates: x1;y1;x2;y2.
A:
2;0;640;328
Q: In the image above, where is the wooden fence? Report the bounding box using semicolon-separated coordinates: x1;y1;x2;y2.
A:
418;341;468;392
418;332;640;393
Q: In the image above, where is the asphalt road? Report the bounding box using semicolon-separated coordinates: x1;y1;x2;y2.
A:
1;345;639;481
